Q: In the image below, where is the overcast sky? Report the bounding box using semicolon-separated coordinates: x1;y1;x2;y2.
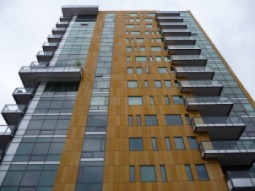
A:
0;0;254;124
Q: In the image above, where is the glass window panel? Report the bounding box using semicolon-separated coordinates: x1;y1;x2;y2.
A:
152;137;157;151
136;115;141;126
128;81;138;88
128;97;143;105
136;68;142;74
144;80;148;88
155;56;162;61
174;137;185;150
160;165;167;182
172;96;184;104
16;143;34;155
150;96;154;104
164;80;172;88
135;56;146;62
48;143;64;154
150;47;161;51
154;80;162;88
128;115;133;126
145;115;158;126
130;166;135;182
90;97;107;105
87;115;108;127
20;171;41;186
185;165;194;181
39;171;57;186
196;164;209;180
129;138;143;151
164;96;170;105
2;171;23;186
42;120;57;130
140;166;156;182
33;143;50;155
165;137;171;150
188;137;198;149
127;68;133;74
158;67;168;74
78;166;104;183
165;114;183;125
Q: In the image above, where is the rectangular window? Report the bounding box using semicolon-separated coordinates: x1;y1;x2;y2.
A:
145;115;158;126
145;67;149;74
172;96;184;104
156;38;163;42
128;81;138;88
147;13;156;16
129;138;143;151
185;165;193;181
128;96;143;105
160;165;167;182
128;115;133;126
136;67;143;74
135;56;147;62
158;67;168;74
145;31;150;35
164;96;170;105
136;115;141;126
144;80;148;88
154;80;162;88
126;56;130;62
195;164;209;180
126;47;132;51
136;38;144;43
91;96;108;106
150;46;161;51
150;96;155;105
164;56;170;62
165;137;171;150
140;166;156;182
185;114;191;125
146;24;153;28
188;137;198;149
155;56;162;61
127;68;133;74
165;114;183;125
140;47;146;51
145;18;153;22
130;166;135;182
174;137;185;150
164;80;172;88
129;13;137;16
152;137;157;151
126;24;134;28
130;31;140;35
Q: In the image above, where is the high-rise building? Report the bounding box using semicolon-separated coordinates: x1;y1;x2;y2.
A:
0;5;254;191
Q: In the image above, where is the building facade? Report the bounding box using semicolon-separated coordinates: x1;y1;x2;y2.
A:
0;5;255;191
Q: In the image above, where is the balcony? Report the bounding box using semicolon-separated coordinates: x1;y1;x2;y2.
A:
0;125;17;150
60;16;72;22
62;5;99;17
12;88;34;105
162;29;191;37
184;97;233;116
171;55;207;66
1;105;26;125
191;117;245;140
157;16;183;22
42;42;58;51
156;11;180;17
178;80;223;96
174;67;214;80
48;34;63;43
168;45;201;55
52;27;66;35
158;22;187;29
56;21;69;28
19;66;83;88
36;51;54;62
199;140;255;166
227;168;255;191
164;37;195;45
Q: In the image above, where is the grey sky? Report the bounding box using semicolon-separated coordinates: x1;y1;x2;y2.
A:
0;0;254;124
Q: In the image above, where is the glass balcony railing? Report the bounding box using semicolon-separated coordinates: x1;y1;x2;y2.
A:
157;16;183;22
13;87;34;104
165;37;196;45
168;45;201;55
191;116;245;127
52;27;66;31
43;42;58;47
37;51;54;56
175;66;213;73
174;67;214;80
48;34;62;38
30;61;49;68
179;80;222;87
2;104;26;113
159;22;187;29
1;104;26;125
171;55;207;66
13;87;34;94
0;125;16;136
162;29;191;36
185;96;232;104
56;21;69;27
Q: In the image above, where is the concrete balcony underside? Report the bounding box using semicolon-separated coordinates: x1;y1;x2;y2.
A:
159;23;187;29
162;29;191;37
164;37;195;45
1;105;26;126
157;17;183;22
174;67;214;80
168;45;201;55
0;126;16;150
13;88;34;104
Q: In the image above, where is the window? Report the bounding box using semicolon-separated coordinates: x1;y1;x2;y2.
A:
158;67;168;74
165;114;183;125
129;13;137;16
140;47;146;51
147;13;156;16
160;165;167;182
155;56;162;61
131;31;140;35
126;24;134;28
140;166;156;182
152;137;158;151
136;38;144;43
136;115;141;126
130;166;135;182
185;165;193;181
127;68;133;74
145;115;158;126
188;137;198;149
150;96;155;104
136;67;143;74
126;56;130;62
172;96;184;104
195;165;209;180
164;96;170;105
185;114;191;125
135;56;146;62
126;47;132;51
174;137;185;150
164;80;172;88
154;80;162;88
145;31;150;35
91;96;108;106
94;80;110;89
165;137;171;150
146;24;152;28
145;67;150;74
128;115;133;126
129;138;143;151
128;96;143;105
128;81;138;88
164;56;170;62
156;38;163;42
144;80;148;88
150;46;161;51
145;18;153;22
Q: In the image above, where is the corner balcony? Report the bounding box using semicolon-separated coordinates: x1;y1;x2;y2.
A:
156;11;180;17
1;105;26;125
12;88;34;105
199;140;255;166
157;16;183;22
174;67;214;80
48;34;63;43
171;55;207;66
226;169;255;191
184;97;233;116
168;45;201;55
164;37;195;45
191;117;245;140
19;66;83;88
30;61;49;68
0;125;17;151
42;42;58;51
178;80;223;96
56;21;69;28
158;22;187;29
162;29;191;37
36;51;54;62
52;27;66;35
60;16;72;22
